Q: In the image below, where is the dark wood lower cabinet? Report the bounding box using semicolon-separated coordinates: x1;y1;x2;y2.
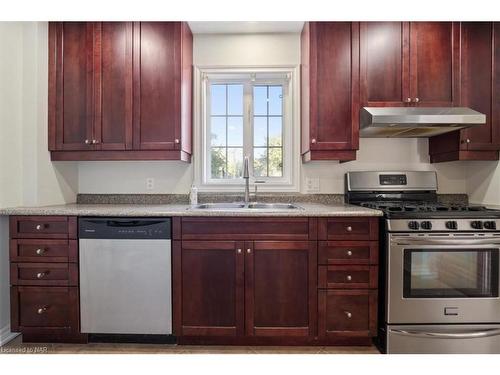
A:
175;240;244;337
318;290;377;338
175;216;379;346
245;241;317;337
10;286;85;343
9;215;86;343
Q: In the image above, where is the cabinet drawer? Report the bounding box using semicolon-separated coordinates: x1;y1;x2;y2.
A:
318;265;377;289
318;290;377;337
318;241;378;265
10;239;78;263
11;263;78;286
10;216;77;239
318;217;378;240
181;217;311;240
10;286;79;330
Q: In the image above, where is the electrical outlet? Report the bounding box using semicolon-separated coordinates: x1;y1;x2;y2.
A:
305;178;320;193
146;178;155;190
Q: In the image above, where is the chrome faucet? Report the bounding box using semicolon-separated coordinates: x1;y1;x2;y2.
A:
243;156;250;203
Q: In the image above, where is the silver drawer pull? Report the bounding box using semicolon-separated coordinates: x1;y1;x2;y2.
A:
346;226;353;232
37;306;48;315
345;311;352;319
237;249;242;254
36;248;45;255
36;272;48;279
346;250;353;256
346;275;352;281
36;224;42;231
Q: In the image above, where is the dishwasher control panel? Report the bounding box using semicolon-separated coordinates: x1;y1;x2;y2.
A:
79;217;171;240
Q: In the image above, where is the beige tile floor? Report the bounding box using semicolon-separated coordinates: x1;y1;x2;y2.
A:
1;335;380;354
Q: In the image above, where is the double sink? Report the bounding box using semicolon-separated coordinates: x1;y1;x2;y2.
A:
189;202;303;211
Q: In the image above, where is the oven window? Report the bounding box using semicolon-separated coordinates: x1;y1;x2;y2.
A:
403;249;499;298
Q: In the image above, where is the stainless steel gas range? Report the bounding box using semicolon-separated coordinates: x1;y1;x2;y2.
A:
346;171;500;354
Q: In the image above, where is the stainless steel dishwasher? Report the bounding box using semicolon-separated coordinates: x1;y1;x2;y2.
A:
79;217;172;336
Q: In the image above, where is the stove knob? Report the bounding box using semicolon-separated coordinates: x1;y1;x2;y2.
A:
484;221;497;230
445;221;458;230
421;221;432;230
408;221;420;230
471;221;484;229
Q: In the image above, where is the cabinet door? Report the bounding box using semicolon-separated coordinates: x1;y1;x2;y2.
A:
177;241;244;336
309;22;360;152
360;22;410;106
94;22;133;150
49;22;94;151
245;241;317;337
133;22;180;150
409;22;460;106
461;22;500;151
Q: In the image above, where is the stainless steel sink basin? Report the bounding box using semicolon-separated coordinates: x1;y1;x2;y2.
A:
247;203;302;210
191;203;246;210
189;202;303;210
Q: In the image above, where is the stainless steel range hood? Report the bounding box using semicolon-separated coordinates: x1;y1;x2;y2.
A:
360;107;486;138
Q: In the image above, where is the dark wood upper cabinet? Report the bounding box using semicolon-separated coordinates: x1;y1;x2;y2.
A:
133;22;192;154
301;22;360;162
360;22;459;107
94;22;133;151
360;22;410;106
409;22;460;106
48;22;192;161
429;22;500;162
49;22;94;151
245;241;317;337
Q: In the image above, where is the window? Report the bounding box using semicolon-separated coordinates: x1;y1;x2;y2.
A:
198;69;296;190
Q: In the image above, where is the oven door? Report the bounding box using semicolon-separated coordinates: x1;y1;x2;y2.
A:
387;234;500;324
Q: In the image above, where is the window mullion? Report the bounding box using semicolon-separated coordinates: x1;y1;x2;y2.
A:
243;81;253;178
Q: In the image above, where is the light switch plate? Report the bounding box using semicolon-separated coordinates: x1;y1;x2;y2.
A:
305;178;320;193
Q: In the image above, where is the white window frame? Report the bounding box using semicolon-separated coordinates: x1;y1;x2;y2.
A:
193;66;300;192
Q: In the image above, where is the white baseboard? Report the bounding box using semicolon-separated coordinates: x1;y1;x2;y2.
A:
0;324;20;346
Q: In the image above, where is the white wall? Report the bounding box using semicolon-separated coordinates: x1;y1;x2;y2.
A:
80;32;468;195
0;22;78;345
466;161;500;206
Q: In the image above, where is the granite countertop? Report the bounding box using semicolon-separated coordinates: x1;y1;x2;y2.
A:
0;202;383;217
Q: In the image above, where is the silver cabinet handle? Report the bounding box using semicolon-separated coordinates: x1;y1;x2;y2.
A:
247;249;252;254
36;272;48;279
347;250;353;256
346;226;353;232
346;275;352;281
237;249;242;254
462;138;471;144
174;139;180;144
92;139;100;144
414;97;420;103
37;306;48;315
36;248;45;255
406;98;411;103
345;311;352;319
390;328;500;339
36;224;42;231
311;138;316;144
84;139;90;144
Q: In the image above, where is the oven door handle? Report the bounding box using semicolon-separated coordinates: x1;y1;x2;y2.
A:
389;328;500;339
394;238;500;246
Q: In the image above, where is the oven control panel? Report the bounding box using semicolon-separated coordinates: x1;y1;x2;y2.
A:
388;219;500;232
